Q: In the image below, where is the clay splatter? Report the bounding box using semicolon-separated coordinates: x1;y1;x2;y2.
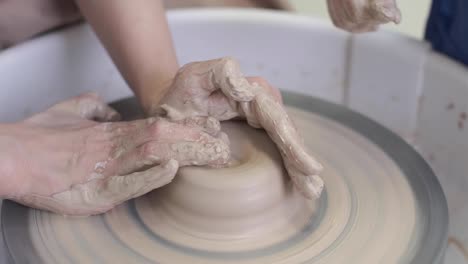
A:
460;112;467;120
448;237;468;260
458;112;466;130
446;102;455;110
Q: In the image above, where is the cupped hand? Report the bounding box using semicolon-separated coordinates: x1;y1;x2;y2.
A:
327;0;401;33
3;93;229;216
150;58;282;121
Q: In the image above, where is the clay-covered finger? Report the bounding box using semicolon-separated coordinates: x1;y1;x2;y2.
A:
288;139;324;174
85;102;121;122
253;94;322;172
327;0;358;31
285;159;324;199
114;127;230;174
247;92;324;199
97;159;179;204
211;57;256;102
50;92;120;121
327;0;400;33
206;91;242;121
99;118;161;162
246;76;283;104
373;0;401;24
140;132;230;167
12;194;91;216
176;57;256;101
115;117;204;155
146;118;214;142
112;146;163;176
19;159;180;216
76;93;121;122
112;118;230;174
174;116;221;136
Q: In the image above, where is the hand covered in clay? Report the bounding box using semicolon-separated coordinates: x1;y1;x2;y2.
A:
157;57;324;199
151;59;282;121
1;93;229;216
327;0;401;32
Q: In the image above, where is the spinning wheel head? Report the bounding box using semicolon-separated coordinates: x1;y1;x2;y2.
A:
1;94;448;264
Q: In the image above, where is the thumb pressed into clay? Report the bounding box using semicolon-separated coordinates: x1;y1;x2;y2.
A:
13;159;179;216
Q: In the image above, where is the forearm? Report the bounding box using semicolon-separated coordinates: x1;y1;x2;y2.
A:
0;124;21;198
75;0;179;113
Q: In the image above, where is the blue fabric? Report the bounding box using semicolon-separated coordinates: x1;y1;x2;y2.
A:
425;0;468;65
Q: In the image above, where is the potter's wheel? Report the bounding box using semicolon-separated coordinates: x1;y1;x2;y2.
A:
1;92;448;263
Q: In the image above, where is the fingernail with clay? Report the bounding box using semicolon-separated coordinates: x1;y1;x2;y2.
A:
105;111;121;122
163;159;179;170
146;117;158;125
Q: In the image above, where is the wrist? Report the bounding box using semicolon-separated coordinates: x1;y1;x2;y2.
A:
137;74;174;116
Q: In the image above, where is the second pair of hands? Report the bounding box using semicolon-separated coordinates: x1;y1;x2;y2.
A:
1;58;280;216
